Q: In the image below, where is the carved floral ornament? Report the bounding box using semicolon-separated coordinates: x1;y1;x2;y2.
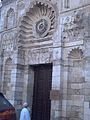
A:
62;11;85;41
28;48;53;64
17;0;25;11
62;11;84;29
2;32;17;52
19;1;56;40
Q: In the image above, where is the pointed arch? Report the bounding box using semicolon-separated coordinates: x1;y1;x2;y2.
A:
6;8;15;29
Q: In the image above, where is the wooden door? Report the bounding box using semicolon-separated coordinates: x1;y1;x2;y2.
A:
32;64;52;120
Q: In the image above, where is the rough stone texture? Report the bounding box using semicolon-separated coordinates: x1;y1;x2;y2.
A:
0;0;90;120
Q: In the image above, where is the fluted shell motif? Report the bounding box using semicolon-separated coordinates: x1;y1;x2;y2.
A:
19;2;56;39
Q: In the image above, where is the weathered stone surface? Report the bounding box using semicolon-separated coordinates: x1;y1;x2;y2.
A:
50;90;60;100
0;0;90;120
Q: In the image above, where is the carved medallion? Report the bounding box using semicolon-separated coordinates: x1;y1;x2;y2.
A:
33;17;51;38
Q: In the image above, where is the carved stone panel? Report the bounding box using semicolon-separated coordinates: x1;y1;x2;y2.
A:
67;48;84;120
28;48;53;65
62;11;85;42
1;32;17;52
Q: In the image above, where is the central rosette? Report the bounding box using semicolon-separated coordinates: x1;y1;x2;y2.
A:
36;19;47;34
33;17;51;38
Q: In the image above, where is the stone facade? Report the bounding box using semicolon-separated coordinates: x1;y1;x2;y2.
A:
0;0;90;120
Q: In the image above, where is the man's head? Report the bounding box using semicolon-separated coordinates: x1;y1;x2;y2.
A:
23;102;28;108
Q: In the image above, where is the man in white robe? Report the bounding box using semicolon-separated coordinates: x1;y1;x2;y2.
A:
19;102;31;120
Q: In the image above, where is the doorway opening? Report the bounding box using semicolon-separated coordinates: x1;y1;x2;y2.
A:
31;64;52;120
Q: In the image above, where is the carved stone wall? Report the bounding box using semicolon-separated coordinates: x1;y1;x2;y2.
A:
67;48;84;120
1;31;17;52
3;58;12;100
28;48;53;65
1;0;90;120
62;11;85;42
18;1;56;48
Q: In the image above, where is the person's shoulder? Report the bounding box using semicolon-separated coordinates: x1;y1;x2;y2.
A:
21;107;27;111
23;107;29;111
